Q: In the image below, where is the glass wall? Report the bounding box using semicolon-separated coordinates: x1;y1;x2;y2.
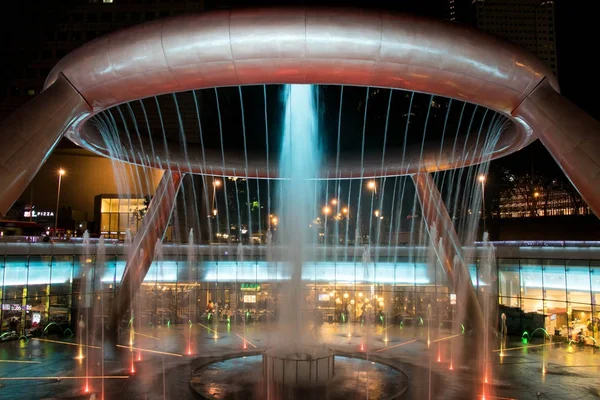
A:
497;258;599;340
0;252;598;341
99;197;146;240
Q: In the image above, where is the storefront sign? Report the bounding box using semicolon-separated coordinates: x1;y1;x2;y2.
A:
23;210;54;218
243;294;257;303
240;283;260;291
450;294;456;305
1;304;31;311
318;294;330;302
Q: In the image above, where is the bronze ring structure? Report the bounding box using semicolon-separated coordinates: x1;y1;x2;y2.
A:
2;8;599;216
46;8;549;181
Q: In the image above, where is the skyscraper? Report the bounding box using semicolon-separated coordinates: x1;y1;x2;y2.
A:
448;0;456;21
476;0;557;75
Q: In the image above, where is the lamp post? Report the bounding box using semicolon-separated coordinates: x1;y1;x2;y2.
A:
212;178;222;210
478;175;486;235
367;180;377;194
54;169;66;239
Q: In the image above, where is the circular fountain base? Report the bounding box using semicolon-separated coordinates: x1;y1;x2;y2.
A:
263;345;335;387
190;352;409;400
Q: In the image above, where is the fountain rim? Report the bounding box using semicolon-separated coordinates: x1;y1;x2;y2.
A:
263;345;335;362
43;7;556;177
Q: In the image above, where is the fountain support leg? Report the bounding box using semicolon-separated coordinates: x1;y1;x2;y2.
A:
513;78;600;218
108;171;182;338
411;172;484;333
0;73;91;216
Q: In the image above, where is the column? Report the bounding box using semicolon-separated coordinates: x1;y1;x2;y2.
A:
514;78;600;217
412;172;484;332
0;74;91;216
109;171;182;333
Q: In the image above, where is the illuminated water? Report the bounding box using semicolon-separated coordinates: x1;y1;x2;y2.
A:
277;84;321;347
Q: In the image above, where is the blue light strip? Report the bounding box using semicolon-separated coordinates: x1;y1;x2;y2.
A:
1;259;598;292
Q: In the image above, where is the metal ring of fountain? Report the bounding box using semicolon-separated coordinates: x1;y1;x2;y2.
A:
43;8;555;179
262;345;335;387
190;351;410;400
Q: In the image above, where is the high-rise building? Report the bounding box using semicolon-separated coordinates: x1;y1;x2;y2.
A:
448;0;456;21
475;0;557;75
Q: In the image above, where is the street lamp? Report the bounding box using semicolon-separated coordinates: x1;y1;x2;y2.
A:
478;175;486;235
211;178;222;211
54;169;66;239
374;210;380;217
271;216;278;226
367;180;377;193
330;198;338;206
341;207;348;215
322;206;331;215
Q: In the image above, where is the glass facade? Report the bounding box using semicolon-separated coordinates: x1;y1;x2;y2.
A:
0;249;598;342
99;197;147;240
498;258;599;339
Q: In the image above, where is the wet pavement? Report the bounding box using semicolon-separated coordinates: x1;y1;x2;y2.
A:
0;323;598;399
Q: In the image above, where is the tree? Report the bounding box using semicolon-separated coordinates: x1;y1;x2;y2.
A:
130;195;152;225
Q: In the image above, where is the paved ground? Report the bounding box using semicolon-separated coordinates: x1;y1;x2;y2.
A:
0;323;598;399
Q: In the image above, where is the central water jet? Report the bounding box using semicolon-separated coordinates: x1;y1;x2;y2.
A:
277;84;321;344
267;84;335;390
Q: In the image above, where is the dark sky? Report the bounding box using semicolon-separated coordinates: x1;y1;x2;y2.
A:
0;0;596;165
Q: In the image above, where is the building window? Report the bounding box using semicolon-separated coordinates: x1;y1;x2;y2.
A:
99;197;147;240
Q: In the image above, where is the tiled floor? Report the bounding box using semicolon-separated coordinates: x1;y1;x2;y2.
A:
0;323;598;399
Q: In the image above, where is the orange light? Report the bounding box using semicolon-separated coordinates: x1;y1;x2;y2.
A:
330;198;338;206
478;175;486;183
235;334;257;348
341;207;348;214
367;181;376;190
322;206;331;215
32;338;101;349
0;376;129;381
58;169;66;176
213;179;222;187
374;339;417;353
431;333;462;343
134;332;160;340
116;344;183;357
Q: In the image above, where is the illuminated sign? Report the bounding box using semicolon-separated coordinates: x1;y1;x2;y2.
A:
23;211;54;218
450;294;457;305
318;294;330;302
1;304;31;311
243;295;257;303
240;283;260;291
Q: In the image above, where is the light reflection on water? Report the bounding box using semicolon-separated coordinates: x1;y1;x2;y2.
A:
191;354;408;399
